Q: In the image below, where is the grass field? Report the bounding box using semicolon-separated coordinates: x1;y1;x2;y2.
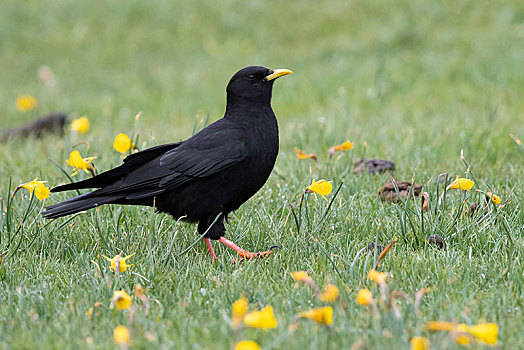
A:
1;0;524;348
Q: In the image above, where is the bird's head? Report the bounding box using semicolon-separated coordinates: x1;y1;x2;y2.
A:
226;66;292;106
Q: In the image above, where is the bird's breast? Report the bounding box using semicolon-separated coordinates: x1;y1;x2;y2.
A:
222;114;278;211
248;114;279;168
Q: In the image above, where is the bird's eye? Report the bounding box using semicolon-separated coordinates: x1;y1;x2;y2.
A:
249;74;255;80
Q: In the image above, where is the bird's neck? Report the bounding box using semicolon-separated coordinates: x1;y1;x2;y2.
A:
224;99;274;119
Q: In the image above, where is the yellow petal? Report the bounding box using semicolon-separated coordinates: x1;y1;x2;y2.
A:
20;178;47;191
244;306;278;329
235;340;261;350
122;253;135;261
453;323;471;345
410;336;430;350
328;140;354;160
113;325;130;345
319;284;339;302
425;321;456;331
231;296;249;328
103;253;133;273
291;271;312;283
20;178;50;201
333;140;354;151
447;177;474;191
232;296;248;318
113;133;132;153
102;255;116;271
134;284;145;298
356;288;374;306
70;116;90;134
118;260;131;273
467;323;498;345
112;290;132;310
367;269;387;284
510;133;521;145
298;306;333;325
307;179;333;197
294;147;317;160
455;335;470;345
16;94;38;112
66;151;88;170
118;253;134;272
34;185;50;200
375;237;397;268
486;191;501;205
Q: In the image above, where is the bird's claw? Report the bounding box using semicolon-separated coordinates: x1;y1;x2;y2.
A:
230;246;277;263
238;249;272;259
218;237;278;262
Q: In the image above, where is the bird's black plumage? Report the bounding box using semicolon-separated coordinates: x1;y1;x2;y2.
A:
43;66;292;241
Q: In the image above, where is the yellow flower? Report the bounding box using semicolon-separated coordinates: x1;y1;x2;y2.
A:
453;323;471;345
19;178;50;201
319;284;339;302
235;340;261;350
134;284;144;298
66;150;96;176
86;307;93;318
70;116;90;134
328;140;354;160
367;269;388;285
410;336;429;350
425;321;456;331
356;288;374;306
425;321;497;345
467;323;498;345
486;191;501;205
376;236;398;268
306;179;333;198
510;133;521;145
291;271;313;283
20;178;47;191
231;296;249;329
294;147;317;161
102;253;134;273
244;306;278;329
298;306;333;325
86;302;101;318
111;290;132;310
16;94;38;112
446;177;474;191
113;325;130;346
333;140;354;151
34;185;51;201
113;133;133;153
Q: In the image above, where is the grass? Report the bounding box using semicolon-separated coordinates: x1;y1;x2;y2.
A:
1;0;524;348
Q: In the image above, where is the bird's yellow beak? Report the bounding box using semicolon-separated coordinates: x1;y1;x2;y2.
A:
265;69;293;81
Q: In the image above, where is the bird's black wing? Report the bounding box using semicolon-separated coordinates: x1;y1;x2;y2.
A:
85;120;250;200
51;142;182;192
43;119;250;218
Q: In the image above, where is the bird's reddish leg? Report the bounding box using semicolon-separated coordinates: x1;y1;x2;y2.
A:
204;238;217;260
218;237;273;259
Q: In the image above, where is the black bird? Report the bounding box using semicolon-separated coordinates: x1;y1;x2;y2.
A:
43;66;292;259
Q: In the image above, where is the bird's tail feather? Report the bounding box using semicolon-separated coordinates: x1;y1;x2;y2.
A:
50;168;127;192
42;192;121;219
51;142;181;193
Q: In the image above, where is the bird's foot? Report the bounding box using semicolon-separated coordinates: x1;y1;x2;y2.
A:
236;249;273;259
204;238;217;260
218;237;277;260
